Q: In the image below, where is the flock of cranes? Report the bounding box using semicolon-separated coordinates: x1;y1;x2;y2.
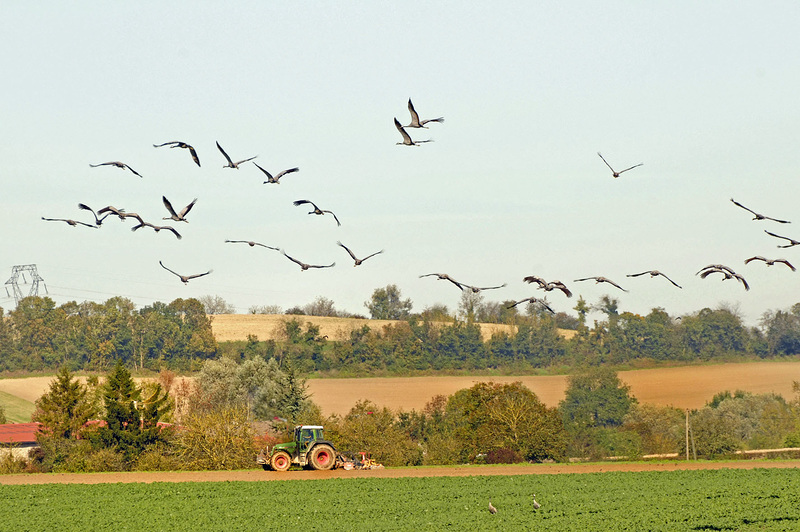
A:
42;100;447;286
40;97;799;316
415;189;798;315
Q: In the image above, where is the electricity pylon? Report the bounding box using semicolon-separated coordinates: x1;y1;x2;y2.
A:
4;264;47;306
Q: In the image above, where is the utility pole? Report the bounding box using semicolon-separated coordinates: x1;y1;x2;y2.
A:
685;409;690;461
4;264;47;306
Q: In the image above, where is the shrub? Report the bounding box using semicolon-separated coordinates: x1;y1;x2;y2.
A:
84;447;126;472
485;447;522;464
0;446;27;474
175;405;259;470
134;444;183;472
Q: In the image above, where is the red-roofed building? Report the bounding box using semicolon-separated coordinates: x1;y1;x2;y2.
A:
0;423;41;459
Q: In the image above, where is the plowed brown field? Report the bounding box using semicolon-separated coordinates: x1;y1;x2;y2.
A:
306;361;800;415
1;460;797;485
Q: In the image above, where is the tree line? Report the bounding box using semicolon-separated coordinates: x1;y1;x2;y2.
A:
3;361;799;474
4;291;800;374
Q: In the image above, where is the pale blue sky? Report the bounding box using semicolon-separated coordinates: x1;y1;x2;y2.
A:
2;2;800;325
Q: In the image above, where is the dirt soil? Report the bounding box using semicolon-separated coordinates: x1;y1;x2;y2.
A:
1;461;797;485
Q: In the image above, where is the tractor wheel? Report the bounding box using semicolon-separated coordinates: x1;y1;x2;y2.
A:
309;444;336;471
270;450;291;472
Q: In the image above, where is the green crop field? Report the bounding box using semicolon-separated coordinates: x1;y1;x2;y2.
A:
1;468;799;531
0;390;35;423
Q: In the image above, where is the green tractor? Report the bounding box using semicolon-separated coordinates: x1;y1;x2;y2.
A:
257;425;340;471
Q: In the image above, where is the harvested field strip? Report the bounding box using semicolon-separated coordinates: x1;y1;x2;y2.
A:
1;468;799;531
209;313;577;342
306;361;800;415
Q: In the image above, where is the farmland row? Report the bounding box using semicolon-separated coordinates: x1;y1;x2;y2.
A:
2;467;799;530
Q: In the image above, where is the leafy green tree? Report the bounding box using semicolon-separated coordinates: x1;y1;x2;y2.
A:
761;305;800;356
9;296;66;369
594;295;620;322
418;304;452;322
0;405;6;424
622;403;684;455
364;284;412;320
560;367;637;430
447;381;567;462
327;400;421;466
679;307;749;359
195;356;315;423
573;296;590;327
32;367;97;439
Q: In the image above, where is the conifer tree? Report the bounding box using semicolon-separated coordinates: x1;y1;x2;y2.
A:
32;366;96;439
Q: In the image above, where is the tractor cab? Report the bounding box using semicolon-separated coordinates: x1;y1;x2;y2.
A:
296;425;324;453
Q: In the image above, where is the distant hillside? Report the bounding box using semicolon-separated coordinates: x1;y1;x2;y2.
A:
209;314;576;342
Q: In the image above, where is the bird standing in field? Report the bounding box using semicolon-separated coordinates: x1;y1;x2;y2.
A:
744;256;796;271
574;276;628;292
254;162;300;184
337;241;383;266
281;250;335;271
532;494;541;510
626;270;682;288
225;239;278;250
764;230;800;248
216;141;257;169
405;98;444;128
42;216;97;229
394;118;432;146
488;501;497;515
153;141;201;167
89;161;142;178
419;273;466;291
597;152;642;178
159;261;211;283
293;199;341;226
730;198;790;223
162;196;197;223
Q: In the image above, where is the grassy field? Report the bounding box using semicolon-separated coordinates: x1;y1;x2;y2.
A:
0;390;35;424
1;468;799;531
